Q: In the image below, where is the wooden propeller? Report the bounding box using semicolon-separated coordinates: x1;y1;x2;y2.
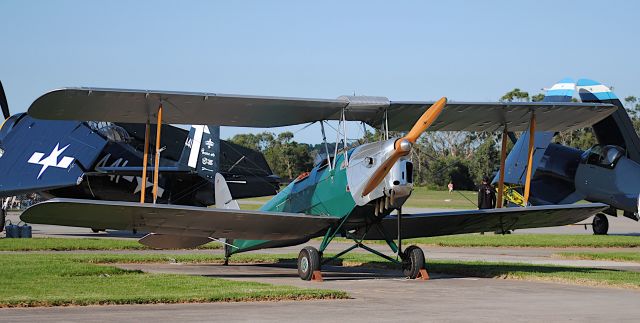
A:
361;97;447;197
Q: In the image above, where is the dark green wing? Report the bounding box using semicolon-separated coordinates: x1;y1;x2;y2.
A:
358;204;608;239
21;198;336;240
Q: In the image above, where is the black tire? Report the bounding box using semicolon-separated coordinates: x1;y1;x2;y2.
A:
402;245;426;279
91;228;101;233
297;246;321;281
593;213;609;235
0;209;5;233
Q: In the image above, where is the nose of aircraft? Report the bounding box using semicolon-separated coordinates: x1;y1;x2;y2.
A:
361;97;447;196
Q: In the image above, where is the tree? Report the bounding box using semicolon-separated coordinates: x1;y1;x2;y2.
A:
531;93;545;102
500;88;530;102
467;134;500;184
231;132;313;179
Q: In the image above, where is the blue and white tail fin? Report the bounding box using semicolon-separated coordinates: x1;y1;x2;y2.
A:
577;78;640;163
178;125;221;181
495;78;575;186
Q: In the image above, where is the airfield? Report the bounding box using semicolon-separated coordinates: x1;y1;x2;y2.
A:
1;204;639;322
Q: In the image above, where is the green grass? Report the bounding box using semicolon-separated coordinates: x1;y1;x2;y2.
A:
0;253;346;308
237;188;479;210
325;234;640;248
404;187;477;209
555;252;640;263
403;234;640;248
0;237;222;251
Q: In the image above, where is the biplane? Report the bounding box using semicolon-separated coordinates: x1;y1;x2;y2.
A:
10;85;617;280
0;81;279;232
496;79;640;235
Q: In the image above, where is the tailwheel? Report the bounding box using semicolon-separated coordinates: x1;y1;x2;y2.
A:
402;245;425;279
297;246;321;281
592;213;609;235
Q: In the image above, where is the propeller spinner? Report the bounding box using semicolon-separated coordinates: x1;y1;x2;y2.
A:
361;97;447;197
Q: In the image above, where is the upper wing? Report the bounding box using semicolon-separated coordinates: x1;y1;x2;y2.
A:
382;101;616;132
28;88;347;127
28;88;616;132
357;204;607;239
21;198;337;240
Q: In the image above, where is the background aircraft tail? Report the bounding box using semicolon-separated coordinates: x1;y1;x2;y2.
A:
577;79;640;164
178;125;280;198
178;125;220;181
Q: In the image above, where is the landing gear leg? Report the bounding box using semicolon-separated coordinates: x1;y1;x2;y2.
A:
397;208;427;279
593;213;609;235
0;207;5;233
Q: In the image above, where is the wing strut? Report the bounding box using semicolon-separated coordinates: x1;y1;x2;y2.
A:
140;119;151;203
523;112;536;205
152;103;163;203
496;126;508;208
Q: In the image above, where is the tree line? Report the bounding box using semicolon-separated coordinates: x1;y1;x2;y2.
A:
230;88;640;190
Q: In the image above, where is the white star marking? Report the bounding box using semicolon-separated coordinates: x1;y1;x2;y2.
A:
28;143;75;179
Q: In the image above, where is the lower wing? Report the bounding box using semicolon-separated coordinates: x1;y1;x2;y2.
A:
358;204;607;239
21;198;336;241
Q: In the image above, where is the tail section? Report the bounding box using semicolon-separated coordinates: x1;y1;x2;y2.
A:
178;125;221;181
214;173;239;210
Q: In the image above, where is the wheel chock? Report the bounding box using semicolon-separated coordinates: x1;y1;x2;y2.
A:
417;268;430;280
312;270;324;282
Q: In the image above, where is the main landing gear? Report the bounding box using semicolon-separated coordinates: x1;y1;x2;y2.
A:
295;243;427;281
296;208;428;281
592;213;609;235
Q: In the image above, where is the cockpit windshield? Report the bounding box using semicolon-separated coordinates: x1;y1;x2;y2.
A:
580;144;625;169
87;122;131;143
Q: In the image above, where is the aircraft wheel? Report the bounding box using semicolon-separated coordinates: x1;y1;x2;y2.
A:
0;209;5;233
91;228;102;233
593;213;609;235
297;246;320;281
402;245;425;279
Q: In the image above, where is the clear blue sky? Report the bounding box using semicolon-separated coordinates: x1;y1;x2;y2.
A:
1;0;639;144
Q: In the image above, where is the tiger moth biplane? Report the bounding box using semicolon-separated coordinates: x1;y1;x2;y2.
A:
18;87;617;280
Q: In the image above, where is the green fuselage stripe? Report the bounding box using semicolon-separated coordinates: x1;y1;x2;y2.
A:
229;154;356;255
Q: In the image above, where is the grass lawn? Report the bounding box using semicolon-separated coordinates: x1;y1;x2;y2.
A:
0;253;346;308
3;252;639;308
0;237;221;251
237;188;478;210
403;234;640;248
555;252;640;263
324;234;640;248
403;187;477;209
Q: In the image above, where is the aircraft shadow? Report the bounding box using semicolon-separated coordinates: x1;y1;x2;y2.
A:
201;262;406;281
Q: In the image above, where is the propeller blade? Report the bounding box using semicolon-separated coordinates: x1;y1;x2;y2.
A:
361;97;447;197
404;97;447;143
0;81;9;119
